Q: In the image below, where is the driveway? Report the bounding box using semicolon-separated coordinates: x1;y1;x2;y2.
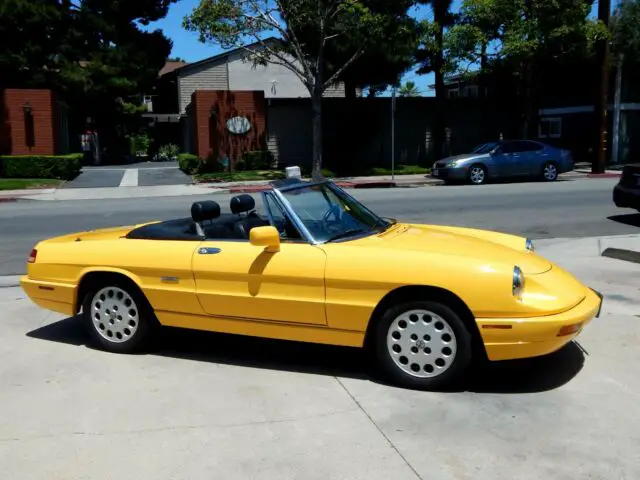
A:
1;238;639;479
62;162;192;189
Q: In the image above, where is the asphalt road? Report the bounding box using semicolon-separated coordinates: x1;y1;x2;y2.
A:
0;177;638;276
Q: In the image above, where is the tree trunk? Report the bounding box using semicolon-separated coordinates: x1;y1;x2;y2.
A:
521;60;534;139
433;23;446;161
480;41;488;99
311;86;323;174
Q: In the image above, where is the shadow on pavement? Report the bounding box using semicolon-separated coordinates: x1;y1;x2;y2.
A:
26;316;584;394
608;213;640;228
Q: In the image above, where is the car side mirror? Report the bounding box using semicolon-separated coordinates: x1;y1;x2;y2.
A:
250;226;281;253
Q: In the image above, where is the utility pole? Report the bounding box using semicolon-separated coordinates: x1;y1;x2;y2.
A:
391;84;396;181
594;0;612;174
612;55;623;165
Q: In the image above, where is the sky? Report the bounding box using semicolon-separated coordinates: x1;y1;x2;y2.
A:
142;0;601;98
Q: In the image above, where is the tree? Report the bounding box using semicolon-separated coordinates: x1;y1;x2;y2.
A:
446;0;608;137
415;0;457;160
398;80;420;97
611;0;640;64
318;0;420;97
0;0;176;157
183;0;401;173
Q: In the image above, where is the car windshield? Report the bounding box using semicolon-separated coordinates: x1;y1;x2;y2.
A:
472;142;498;154
277;182;390;243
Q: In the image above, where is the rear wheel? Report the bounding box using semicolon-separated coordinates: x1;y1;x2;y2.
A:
468;164;487;185
372;300;473;390
542;162;558;181
82;280;155;353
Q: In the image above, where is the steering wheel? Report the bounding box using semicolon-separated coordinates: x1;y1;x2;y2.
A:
321;204;344;235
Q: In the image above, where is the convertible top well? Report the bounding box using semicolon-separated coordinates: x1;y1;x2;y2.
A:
126;193;269;242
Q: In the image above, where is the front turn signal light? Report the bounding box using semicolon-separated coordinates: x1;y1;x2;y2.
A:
557;323;582;337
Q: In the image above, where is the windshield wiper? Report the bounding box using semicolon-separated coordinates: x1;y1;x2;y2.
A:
325;228;368;242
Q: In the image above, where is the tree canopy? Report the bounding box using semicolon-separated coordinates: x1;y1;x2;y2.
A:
184;0;419;172
611;0;640;64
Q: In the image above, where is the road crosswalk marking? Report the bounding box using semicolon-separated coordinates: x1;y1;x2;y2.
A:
119;169;139;187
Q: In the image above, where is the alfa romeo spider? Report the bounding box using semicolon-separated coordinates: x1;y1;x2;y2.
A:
21;176;602;390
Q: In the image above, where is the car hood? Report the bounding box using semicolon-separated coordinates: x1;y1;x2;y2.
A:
439;153;486;163
351;223;552;275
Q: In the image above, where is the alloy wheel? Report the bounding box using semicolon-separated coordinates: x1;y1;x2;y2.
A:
90;286;140;343
543;163;558;181
386;309;458;378
470;166;486;184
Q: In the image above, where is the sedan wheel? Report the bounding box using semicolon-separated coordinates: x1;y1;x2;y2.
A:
542;162;558;181
373;300;472;390
83;281;154;353
469;165;487;185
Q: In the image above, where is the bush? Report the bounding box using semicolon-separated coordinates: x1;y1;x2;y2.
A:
177;153;199;174
154;143;179;162
0;154;83;180
242;150;274;170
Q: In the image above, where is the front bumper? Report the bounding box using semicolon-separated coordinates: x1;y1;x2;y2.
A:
431;166;468;181
478;287;602;361
613;184;640;209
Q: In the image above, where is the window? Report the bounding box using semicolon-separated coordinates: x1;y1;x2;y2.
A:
465;85;479;98
447;89;459;99
263;193;302;241
538;117;562;138
515;141;544;152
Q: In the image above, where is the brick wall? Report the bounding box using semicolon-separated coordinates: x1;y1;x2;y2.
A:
191;90;266;164
0;89;58;156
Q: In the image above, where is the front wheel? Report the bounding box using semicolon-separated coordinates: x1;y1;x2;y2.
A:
372;300;473;390
82;281;155;353
468;164;487;185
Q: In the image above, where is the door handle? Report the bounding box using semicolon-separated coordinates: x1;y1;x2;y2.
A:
198;247;222;255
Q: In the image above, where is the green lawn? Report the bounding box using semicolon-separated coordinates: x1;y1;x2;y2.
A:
0;178;64;190
365;165;431;176
194;170;287;183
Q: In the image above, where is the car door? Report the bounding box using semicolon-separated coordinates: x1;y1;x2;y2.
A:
519;141;547;176
491;141;519;176
191;193;328;326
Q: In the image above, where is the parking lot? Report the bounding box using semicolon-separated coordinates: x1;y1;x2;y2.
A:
1;237;639;480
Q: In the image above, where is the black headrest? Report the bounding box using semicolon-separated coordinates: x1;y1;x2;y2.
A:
191;200;221;222
230;194;255;214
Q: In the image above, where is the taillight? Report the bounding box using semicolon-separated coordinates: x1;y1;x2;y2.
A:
28;248;37;263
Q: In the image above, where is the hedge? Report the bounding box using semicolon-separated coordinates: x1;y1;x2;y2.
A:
177;153;200;175
0;154;83;180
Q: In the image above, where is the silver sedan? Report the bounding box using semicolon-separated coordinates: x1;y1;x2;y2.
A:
431;140;574;185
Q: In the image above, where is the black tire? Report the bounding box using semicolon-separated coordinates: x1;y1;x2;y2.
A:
372;300;473;390
82;278;156;353
541;161;558;181
468;164;488;185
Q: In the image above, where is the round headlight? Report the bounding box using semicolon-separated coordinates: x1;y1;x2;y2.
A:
512;266;525;298
525;238;535;252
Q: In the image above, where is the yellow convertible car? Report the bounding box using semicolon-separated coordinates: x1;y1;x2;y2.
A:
21;177;602;390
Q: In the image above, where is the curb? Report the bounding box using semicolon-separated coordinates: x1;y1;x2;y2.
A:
0;275;22;288
223;180;437;194
0;197;18;203
587;172;622;178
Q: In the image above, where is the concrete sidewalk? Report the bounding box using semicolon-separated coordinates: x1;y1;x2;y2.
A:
1;233;639;480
